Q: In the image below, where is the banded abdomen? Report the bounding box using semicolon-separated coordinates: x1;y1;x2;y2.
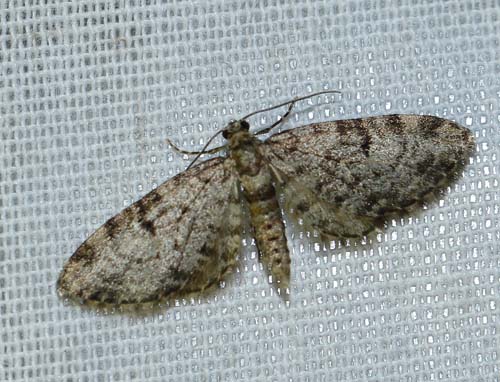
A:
229;132;290;288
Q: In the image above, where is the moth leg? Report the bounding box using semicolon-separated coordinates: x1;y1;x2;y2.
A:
255;100;295;136
166;138;226;155
184;180;243;293
269;165;376;240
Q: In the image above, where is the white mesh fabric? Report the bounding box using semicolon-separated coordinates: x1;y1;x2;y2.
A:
1;1;499;381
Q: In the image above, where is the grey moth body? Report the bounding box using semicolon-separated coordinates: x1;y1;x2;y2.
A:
58;114;474;304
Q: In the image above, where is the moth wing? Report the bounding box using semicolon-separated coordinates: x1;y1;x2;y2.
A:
58;157;243;304
270;164;376;238
262;115;474;238
184;179;243;293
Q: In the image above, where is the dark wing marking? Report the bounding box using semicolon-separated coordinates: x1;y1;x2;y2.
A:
58;157;242;304
262;115;474;237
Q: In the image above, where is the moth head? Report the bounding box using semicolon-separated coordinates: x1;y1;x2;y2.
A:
222;120;250;139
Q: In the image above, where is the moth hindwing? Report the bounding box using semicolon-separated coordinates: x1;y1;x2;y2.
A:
58;100;474;305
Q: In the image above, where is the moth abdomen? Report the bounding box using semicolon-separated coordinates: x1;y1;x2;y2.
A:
247;192;290;288
229;134;291;288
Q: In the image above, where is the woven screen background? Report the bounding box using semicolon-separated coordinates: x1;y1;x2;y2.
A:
1;1;499;381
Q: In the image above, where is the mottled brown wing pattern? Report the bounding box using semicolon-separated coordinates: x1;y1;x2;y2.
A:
184;179;243;293
57;157;241;304
262;115;475;238
270;164;376;239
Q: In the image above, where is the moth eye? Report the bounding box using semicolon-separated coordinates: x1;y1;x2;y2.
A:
240;120;250;130
222;130;229;139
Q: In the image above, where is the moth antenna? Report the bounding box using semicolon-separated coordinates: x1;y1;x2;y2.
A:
183;90;340;170
241;90;341;121
185;129;224;171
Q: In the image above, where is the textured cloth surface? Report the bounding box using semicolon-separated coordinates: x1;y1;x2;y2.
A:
1;1;499;381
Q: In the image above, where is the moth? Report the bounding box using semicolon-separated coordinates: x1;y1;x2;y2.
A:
57;91;475;304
